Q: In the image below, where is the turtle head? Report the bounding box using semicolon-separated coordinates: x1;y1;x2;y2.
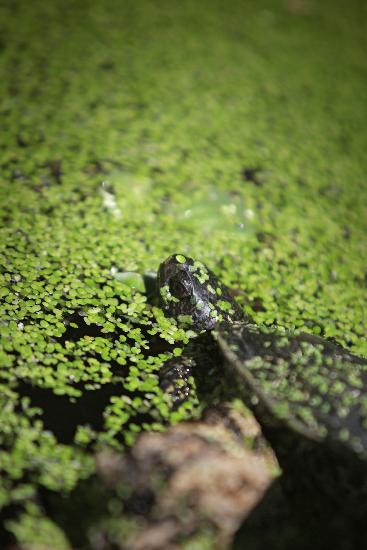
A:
157;254;243;331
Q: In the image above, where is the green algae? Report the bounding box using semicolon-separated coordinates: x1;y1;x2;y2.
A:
0;0;366;546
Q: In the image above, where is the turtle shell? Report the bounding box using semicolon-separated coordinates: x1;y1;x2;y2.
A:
215;321;367;462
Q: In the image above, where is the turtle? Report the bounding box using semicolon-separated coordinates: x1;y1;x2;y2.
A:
157;254;367;542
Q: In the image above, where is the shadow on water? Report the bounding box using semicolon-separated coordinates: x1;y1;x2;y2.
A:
15;309;175;445
232;475;367;550
16;380;123;444
232;480;303;550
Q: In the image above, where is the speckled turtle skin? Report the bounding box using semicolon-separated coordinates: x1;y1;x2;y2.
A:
158;254;367;526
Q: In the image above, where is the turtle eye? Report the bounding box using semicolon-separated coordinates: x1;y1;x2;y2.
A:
170;276;190;300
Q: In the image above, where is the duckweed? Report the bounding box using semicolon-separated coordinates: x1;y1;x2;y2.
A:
0;0;366;546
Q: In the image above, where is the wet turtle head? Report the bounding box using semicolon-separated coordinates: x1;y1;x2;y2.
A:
157;254;243;331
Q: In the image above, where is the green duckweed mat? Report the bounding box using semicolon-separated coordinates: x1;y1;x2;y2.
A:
0;0;366;547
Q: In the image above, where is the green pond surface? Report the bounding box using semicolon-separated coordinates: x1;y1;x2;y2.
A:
0;0;366;547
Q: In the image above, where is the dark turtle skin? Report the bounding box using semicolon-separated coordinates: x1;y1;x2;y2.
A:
158;254;367;536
